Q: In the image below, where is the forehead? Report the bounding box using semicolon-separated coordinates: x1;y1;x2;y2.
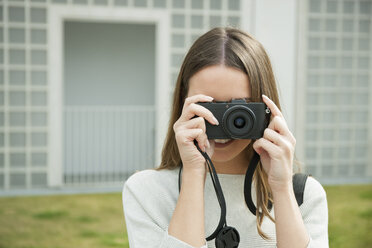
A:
187;65;251;101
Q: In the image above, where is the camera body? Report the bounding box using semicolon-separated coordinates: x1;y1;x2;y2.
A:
197;99;271;139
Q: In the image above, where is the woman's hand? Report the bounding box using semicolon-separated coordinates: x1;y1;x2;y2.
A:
173;94;218;176
253;94;296;192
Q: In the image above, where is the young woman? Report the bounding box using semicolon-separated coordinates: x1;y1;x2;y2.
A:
122;27;328;248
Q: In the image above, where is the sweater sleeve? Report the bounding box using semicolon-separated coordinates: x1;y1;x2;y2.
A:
122;177;208;248
300;176;329;248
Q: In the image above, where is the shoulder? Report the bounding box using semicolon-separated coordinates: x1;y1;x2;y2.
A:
124;168;178;191
304;176;327;201
122;168;180;206
300;177;329;245
122;168;180;227
300;175;328;215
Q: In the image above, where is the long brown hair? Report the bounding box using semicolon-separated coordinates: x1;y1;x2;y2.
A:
156;27;282;239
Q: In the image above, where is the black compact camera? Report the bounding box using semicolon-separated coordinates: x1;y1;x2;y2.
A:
197;99;271;139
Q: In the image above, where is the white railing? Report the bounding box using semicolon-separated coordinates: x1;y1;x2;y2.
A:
64;106;156;185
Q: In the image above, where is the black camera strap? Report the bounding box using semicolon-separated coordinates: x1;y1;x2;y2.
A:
243;151;263;215
178;140;240;247
177;104;273;247
244;153;309;215
178;144;309;244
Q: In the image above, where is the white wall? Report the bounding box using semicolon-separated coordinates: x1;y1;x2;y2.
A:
251;0;297;133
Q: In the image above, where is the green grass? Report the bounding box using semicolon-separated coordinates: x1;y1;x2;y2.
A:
326;184;372;248
0;193;128;248
0;184;371;248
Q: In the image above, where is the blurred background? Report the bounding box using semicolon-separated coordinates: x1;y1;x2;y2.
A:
0;0;371;247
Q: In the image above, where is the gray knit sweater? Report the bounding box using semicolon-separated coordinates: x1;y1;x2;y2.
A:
122;168;329;248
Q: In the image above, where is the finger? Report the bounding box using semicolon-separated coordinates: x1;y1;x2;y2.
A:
181;103;219;126
267;116;296;146
206;139;215;157
179;116;206;133
176;128;206;152
267;116;289;136
194;129;209;152
253;138;281;158
263;128;283;146
184;94;213;107
182;94;214;121
262;94;283;118
263;128;293;153
179;117;212;150
176;128;202;143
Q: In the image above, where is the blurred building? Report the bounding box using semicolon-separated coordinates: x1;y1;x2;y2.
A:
0;0;371;194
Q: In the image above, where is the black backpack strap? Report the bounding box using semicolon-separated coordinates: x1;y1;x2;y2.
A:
292;173;310;206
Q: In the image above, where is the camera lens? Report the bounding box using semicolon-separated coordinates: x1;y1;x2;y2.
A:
222;105;255;139
234;117;245;128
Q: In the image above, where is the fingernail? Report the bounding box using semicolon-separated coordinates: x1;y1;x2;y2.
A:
262;94;268;99
213;117;219;125
206;96;214;100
